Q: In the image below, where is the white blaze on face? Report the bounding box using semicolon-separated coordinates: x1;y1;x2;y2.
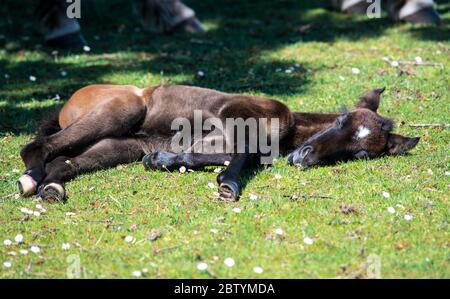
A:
355;125;371;140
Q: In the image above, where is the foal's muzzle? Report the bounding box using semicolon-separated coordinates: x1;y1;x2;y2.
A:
287;145;313;167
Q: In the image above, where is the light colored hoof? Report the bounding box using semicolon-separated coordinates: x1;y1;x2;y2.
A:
218;182;240;202
17;175;37;197
40;183;65;203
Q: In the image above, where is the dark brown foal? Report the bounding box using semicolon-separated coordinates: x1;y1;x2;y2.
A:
18;85;420;202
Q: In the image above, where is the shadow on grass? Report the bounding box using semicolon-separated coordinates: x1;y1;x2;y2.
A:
0;0;448;135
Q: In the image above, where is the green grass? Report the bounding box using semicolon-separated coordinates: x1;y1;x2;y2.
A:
0;0;449;278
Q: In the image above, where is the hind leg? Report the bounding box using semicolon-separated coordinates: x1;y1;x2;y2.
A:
18;97;145;197
38;138;144;202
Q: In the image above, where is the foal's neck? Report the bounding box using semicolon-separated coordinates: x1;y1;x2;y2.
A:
284;112;340;151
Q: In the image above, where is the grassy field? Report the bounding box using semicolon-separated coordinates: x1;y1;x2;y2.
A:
0;0;449;278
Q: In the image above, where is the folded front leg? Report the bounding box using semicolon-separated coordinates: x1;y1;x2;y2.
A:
143;152;231;170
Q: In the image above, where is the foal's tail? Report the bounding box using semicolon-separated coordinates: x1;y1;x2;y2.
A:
36;108;61;139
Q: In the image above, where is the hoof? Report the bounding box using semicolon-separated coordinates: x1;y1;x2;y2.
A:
39;183;65;203
402;7;441;25
46;32;87;50
331;0;370;15
17;175;37;197
143;151;178;170
218;180;240;202
171;17;205;34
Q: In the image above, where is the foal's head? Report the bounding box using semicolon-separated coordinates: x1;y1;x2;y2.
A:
287;88;420;168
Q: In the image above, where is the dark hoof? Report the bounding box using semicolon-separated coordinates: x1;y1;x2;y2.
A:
344;1;371;15
38;183;65;203
142;151;178;170
331;0;369;15
171;17;205;34
402;7;441;25
17;175;37;197
46;32;87;50
218;180;240;202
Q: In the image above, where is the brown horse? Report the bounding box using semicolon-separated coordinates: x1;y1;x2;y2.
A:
18;85;419;202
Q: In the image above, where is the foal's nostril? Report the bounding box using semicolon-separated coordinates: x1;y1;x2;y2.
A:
300;145;313;159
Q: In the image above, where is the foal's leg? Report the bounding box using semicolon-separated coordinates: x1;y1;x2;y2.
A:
143;151;254;201
142;151;231;170
39;138;144;202
19;97;145;196
216;153;260;201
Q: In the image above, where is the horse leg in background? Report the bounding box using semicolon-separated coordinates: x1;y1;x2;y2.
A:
18;97;146;197
385;0;441;24
39;138;144;202
34;0;86;49
139;0;204;33
331;0;441;24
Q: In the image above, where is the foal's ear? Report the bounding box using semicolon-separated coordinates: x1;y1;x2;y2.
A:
386;133;420;154
355;87;385;112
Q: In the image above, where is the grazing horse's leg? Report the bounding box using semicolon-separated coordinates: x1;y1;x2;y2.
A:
39;138;144;202
142;151;231;170
19;96;146;196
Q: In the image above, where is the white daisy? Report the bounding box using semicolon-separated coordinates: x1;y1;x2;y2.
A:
3;261;12;268
61;243;71;250
207;182;215;189
30;245;40;253
249;194;258;200
3;239;12;246
382;191;390;198
19;249;28;255
179;166;186;173
387;207;396;214
253;266;263;274
351;67;360;74
404;214;413;221
197;262;208;271
132;270;142;277
274;174;282;180
224;257;235;267
232;207;241;213
303;237;313;245
20;208;33;215
15;234;24;243
124;235;134;243
275;228;284;236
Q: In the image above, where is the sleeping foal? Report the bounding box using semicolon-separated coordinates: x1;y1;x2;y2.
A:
18;85;419;202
